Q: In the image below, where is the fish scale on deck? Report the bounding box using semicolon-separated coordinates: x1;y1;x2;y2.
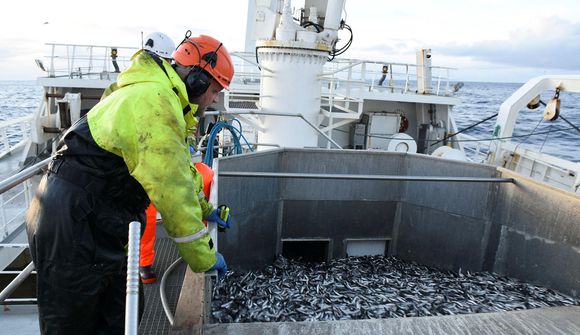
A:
211;256;579;323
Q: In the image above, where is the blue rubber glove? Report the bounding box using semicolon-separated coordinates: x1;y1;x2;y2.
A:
207;205;232;230
208;252;228;279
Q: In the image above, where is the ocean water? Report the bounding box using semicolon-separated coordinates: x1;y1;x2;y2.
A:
0;80;578;162
454;81;580;162
0;81;43;122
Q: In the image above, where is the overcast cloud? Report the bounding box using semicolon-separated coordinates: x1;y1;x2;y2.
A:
438;17;580;71
0;1;579;82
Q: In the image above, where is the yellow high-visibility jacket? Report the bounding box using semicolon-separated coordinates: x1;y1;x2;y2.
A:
88;50;215;272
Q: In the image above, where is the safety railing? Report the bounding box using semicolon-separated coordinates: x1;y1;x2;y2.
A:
320;58;456;97
37;43;139;80
0;157;50;305
0;158;50;240
455;133;492;164
228;52;457;104
0;158;142;335
226;51;457;152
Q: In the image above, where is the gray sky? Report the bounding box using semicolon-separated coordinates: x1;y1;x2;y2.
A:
1;0;579;82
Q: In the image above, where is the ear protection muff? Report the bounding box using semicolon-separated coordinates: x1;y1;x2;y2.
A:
183;48;220;100
184;67;211;99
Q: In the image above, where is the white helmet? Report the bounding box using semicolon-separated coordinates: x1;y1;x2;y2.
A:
143;32;176;59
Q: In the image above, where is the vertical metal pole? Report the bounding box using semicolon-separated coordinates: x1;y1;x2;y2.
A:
327;77;334;149
50;44;56;77
436;68;442;96
125;221;141;335
404;65;410;93
0;193;6;239
89;46;93;73
71;46;76;77
445;68;450;95
24;180;32;211
361;62;366;91
104;48;108;73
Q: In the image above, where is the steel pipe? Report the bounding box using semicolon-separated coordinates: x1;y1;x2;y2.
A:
218;171;515;183
124;221;141;335
0;262;35;304
159;257;183;326
0;157;51;194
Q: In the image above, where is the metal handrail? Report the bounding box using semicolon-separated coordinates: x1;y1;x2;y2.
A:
221;111;343;149
0;157;51;194
125;221;141;335
0;262;34;303
0;158;50;304
218;171;515;183
0;152;142;321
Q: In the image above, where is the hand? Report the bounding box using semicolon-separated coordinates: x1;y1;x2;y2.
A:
208;252;228;279
207;205;232;230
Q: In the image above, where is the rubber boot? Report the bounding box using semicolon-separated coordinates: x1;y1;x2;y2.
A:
139;265;157;284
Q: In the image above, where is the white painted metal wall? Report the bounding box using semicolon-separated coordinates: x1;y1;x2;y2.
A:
257;47;328;149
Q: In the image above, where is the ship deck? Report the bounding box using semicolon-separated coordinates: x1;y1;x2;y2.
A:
1;224;184;335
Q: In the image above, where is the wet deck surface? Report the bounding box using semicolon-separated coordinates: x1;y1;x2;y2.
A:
0;224;182;335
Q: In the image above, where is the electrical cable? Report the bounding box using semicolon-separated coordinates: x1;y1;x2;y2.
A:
254;46;261;71
302;21;324;33
539;124;552;153
558;114;580;134
201;119;254;167
510;117;544;155
429;113;498;148
328;20;353;62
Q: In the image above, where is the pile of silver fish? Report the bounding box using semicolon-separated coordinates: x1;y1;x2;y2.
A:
211;256;579;323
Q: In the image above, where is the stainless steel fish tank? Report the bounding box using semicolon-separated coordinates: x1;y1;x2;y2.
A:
187;149;580;334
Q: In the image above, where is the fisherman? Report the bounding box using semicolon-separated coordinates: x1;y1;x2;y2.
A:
378;64;389;86
111;48;120;73
126;32;232;285
25;32;234;334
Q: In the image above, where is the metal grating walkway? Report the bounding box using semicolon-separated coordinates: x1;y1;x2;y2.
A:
139;224;186;335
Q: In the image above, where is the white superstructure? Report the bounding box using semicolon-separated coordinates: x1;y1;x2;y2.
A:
253;0;346;148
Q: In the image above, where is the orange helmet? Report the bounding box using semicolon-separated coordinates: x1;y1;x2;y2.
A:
173;35;234;90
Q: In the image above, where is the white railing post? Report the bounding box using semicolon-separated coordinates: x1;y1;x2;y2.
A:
89;46;93;73
361;62;367;91
327;77;335;149
50;44;56;77
125;221;141;335
404;65;410;93
0;193;6;239
446;68;451;95
436;68;442;96
71;46;76;76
